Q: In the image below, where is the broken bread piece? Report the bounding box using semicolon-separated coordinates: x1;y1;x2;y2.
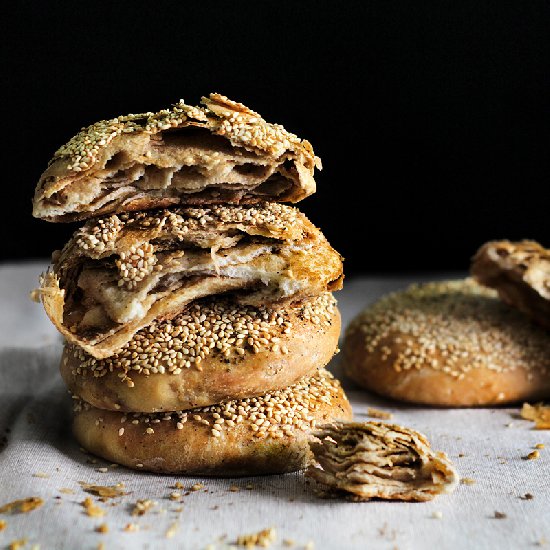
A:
35;204;343;358
471;240;550;330
72;369;353;475
307;421;458;502
33;93;320;222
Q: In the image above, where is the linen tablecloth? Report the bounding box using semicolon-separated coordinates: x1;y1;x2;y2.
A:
0;263;548;549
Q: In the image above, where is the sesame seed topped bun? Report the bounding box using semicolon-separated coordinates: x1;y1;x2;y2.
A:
61;294;340;413
33;93;320;222
35;204;343;359
72;368;352;475
472;240;550;330
343;279;550;406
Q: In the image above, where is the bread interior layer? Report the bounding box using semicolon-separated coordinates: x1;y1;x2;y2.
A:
48;128;295;213
61;234;307;343
313;430;449;497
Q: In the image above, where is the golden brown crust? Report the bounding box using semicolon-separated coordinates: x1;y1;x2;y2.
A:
343;279;550;406
36;205;343;359
33;94;320;222
307;421;458;501
72;369;352;475
61;294;341;412
471;240;550;330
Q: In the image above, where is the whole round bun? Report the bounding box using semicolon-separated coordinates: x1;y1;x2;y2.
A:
72;368;352;475
62;294;340;412
343;279;550;406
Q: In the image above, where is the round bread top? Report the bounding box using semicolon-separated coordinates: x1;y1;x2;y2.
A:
346;279;550;378
33;94;320;222
68;293;338;386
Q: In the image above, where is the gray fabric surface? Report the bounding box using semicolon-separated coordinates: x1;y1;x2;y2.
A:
0;263;548;549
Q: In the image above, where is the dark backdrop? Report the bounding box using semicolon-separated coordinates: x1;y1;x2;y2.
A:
4;2;549;274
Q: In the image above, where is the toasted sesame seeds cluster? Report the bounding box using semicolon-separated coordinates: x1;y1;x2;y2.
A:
68;293;337;385
53;93;314;174
34;93;346;475
73;368;343;441
72;202;303;258
347;279;550;378
115;243;158;290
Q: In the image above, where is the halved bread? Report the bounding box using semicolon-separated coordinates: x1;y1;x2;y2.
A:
35;204;343;358
33;94;320;222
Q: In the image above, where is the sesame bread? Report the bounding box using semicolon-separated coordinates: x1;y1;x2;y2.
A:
33;94;320;222
343;279;550;406
72;368;352;475
472;240;550;330
307;421;458;501
61;294;340;412
35;204;343;359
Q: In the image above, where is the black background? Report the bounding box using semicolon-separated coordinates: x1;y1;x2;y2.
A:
4;2;548;274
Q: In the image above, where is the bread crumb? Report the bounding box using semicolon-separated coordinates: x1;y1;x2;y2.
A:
229;485;240;492
236;527;276;547
367;407;393;420
524;450;540;460
535;443;545;449
283;539;295;547
431;511;443;519
132;499;155;516
81;497;105;518
0;520;6;531
520;493;534;500
461;478;476;485
8;539;28;550
123;523;139;532
96;468;108;473
95;523;109;534
59;488;75;495
169;491;181;501
79;482;126;500
0;497;44;514
165;522;178;539
174;481;184;490
494;511;507;519
191;483;204;492
304;543;315;550
32;472;50;479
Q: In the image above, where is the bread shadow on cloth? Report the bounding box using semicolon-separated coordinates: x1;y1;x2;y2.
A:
0;346;83;460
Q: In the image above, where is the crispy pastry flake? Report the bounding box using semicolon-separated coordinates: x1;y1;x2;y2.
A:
472;240;550;330
307;421;458;502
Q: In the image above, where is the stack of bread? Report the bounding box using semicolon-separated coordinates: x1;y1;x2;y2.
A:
32;94;352;475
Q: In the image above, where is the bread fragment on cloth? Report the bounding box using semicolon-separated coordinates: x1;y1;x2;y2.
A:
307;421;459;501
35;204;343;359
472;240;550;330
33;93;320;222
